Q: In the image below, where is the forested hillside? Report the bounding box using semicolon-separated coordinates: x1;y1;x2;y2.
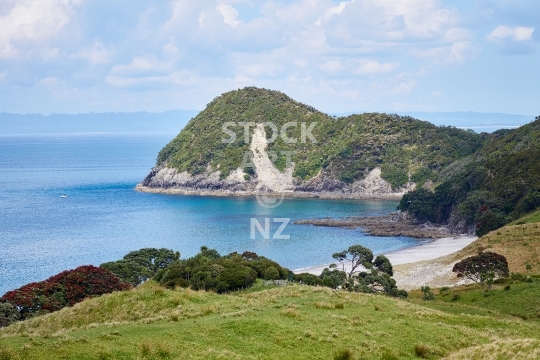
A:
151;87;483;190
399;117;540;235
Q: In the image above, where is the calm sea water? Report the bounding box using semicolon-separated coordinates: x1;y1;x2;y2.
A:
0;134;422;294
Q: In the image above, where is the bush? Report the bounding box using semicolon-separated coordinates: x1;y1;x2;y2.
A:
264;266;280;280
0;302;20;328
421;286;435;301
1;266;132;320
504;285;511;291
157;247;289;292
451;294;460;301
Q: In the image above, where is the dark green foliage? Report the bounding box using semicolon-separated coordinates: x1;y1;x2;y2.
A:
344;244;374;278
156;248;289;293
101;248;179;286
410;166;435;187
330;245;406;297
452;252;509;290
100;260;145;287
399;116;540;234
320;268;347;289
154;87;482;186
476;210;507;237
294;273;323;286
373;255;393;276
264;266;280;280
354;270;407;298
0;302;19;328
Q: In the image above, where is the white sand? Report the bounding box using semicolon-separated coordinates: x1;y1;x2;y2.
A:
293;235;477;276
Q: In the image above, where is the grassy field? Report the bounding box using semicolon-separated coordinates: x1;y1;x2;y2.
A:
454;212;540;275
2;279;540;360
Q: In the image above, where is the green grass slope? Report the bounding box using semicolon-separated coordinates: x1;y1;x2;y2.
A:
2;281;540;359
154;87;483;188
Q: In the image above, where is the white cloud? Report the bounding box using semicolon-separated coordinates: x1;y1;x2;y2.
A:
316;1;351;26
0;0;79;59
72;42;113;65
0;70;7;81
355;59;399;75
216;4;240;28
391;79;417;94
487;25;534;42
110;57;171;76
320;60;342;73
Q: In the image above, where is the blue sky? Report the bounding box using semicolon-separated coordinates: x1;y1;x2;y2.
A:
0;0;538;115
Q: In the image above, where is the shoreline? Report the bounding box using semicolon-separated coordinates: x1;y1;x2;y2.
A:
293;234;477;275
135;184;405;200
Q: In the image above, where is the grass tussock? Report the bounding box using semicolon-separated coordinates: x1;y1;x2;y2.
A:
334;348;354;360
414;343;431;358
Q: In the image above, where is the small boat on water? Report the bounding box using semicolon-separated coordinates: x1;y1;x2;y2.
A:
60;194;68;198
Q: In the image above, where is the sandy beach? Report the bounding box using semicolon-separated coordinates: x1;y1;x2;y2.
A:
293;235;477;290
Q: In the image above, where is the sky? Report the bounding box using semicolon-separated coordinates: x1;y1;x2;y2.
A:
0;0;538;115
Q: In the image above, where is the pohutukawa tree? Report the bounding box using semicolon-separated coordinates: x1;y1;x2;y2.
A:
452;252;509;291
332;245;394;278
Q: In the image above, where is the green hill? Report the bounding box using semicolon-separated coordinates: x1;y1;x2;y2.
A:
399;117;540;235
2;281;540;359
140;87;483;196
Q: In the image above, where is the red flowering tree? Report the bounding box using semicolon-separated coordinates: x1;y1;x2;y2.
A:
452;252;509;291
1;265;131;320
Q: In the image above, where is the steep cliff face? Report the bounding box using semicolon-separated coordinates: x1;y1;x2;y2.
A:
138;87;484;199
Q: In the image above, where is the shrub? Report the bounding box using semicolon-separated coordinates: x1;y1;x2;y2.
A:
439;287;451;294
264;266;280;280
451;294;461;301
0;302;20;328
504;285;511;291
1;266;132;320
421;286;435;301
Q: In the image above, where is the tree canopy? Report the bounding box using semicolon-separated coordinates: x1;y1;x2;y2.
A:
452;252;509;288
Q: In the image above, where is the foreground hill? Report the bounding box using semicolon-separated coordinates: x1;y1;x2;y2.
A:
139;87;483;198
1;281;540;359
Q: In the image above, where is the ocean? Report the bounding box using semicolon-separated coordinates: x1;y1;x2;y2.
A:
0;133;423;294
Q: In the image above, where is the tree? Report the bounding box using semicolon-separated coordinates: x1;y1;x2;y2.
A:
320;267;347;289
101;248;179;286
100;259;145;286
354;270;407;298
264;266;280;280
332;251;348;272
373;255;393;276
452;252;509;292
123;248;180;279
